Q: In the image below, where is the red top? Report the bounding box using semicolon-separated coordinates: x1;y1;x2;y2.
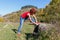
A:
21;12;30;18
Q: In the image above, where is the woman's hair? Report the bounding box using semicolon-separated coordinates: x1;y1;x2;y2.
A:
30;8;37;14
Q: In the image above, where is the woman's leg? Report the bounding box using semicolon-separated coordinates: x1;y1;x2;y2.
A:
17;17;25;33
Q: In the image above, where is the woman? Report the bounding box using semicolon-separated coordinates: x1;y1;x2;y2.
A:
17;8;40;36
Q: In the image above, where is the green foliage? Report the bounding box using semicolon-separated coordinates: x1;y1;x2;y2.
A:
36;0;60;23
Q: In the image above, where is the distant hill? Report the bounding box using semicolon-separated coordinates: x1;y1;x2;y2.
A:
21;5;37;9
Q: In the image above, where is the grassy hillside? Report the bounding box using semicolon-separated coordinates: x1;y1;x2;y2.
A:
0;22;60;40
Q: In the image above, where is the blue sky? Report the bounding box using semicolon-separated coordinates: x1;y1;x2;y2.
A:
0;0;51;16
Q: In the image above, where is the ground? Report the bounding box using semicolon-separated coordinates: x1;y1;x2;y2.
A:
0;22;35;40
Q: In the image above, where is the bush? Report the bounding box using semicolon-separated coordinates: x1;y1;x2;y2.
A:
0;17;4;22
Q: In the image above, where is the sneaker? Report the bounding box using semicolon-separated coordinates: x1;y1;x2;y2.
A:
17;33;21;37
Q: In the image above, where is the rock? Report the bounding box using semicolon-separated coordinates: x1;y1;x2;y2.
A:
33;23;55;36
38;23;55;31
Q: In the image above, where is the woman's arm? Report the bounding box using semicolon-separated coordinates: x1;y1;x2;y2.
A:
27;13;36;24
33;14;38;22
27;13;40;25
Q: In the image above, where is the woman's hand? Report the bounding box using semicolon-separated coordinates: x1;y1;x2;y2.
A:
32;22;40;25
35;22;40;25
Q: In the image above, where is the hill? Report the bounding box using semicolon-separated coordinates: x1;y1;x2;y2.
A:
2;0;60;24
36;0;60;23
3;0;60;23
3;5;37;22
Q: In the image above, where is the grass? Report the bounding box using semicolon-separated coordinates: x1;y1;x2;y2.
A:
0;22;34;40
0;22;60;40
